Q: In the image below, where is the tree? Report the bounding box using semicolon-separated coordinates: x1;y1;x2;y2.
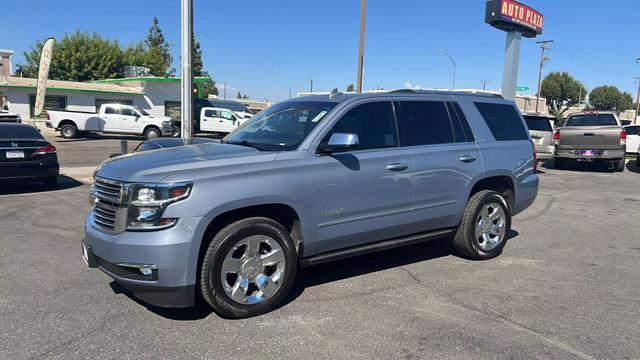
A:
540;72;587;120
237;91;242;99
589;86;633;114
145;17;171;76
346;84;355;92
20;31;123;81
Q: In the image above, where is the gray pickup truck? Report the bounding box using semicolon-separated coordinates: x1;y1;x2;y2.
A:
554;111;627;171
82;90;538;318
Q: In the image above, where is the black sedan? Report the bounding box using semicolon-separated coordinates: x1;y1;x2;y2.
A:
0;123;59;187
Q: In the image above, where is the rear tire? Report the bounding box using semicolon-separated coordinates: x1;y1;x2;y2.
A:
614;160;625;172
453;190;511;260
144;127;161;139
60;124;78;139
554;157;565;169
199;217;298;319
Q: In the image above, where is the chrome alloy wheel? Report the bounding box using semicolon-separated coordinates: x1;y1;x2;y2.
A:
220;235;286;305
475;202;507;251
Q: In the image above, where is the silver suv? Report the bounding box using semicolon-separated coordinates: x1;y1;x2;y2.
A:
82;90;538;318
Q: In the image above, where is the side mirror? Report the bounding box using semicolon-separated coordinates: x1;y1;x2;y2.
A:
320;133;359;154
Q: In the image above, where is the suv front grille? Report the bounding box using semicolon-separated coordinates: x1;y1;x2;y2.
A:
92;177;126;233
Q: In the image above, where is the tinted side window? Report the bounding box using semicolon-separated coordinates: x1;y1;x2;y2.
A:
449;102;475;142
474;103;529;141
396;101;453;146
523;116;553;132
324;101;397;150
121;106;136;116
104;106;118;115
204;110;215;117
625;126;640;135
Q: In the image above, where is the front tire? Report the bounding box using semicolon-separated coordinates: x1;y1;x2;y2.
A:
199;217;298;318
144;127;161;139
453;190;511;260
614;160;625;172
60;124;78;139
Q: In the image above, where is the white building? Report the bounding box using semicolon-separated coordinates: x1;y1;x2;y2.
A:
0;76;210;122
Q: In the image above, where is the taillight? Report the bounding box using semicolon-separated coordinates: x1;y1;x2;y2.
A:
34;144;56;155
553;131;560;145
620;130;627;146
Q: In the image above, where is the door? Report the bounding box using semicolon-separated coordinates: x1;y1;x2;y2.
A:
395;100;483;231
100;105;121;132
200;108;217;132
219;110;238;133
119;105;141;134
625;126;640;153
309;101;413;254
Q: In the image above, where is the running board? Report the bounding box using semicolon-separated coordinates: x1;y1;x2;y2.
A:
299;228;456;268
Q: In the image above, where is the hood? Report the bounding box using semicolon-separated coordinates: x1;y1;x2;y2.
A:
96;142;277;183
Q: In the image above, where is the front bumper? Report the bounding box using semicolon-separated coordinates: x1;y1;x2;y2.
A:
161;124;174;136
83;212;208;308
555;149;625;161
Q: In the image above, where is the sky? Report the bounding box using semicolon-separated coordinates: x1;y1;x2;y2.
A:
2;0;640;102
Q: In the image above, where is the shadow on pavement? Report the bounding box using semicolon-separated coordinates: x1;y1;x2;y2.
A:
0;175;84;196
114;229;520;320
541;158;618;173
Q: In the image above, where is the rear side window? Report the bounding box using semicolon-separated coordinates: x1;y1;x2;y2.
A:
104;106;118;115
121;106;136;116
324;101;397;150
448;102;475;142
523;115;553;132
204;109;216;118
0;125;43;139
396;101;454;146
474;103;529;141
566;114;617;126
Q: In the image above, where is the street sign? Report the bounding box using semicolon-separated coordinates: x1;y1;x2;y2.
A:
516;86;530;91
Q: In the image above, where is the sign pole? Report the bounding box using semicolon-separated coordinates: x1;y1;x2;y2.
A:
356;0;367;93
181;0;193;142
501;31;521;101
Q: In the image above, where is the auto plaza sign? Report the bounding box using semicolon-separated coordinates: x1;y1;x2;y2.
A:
485;0;543;38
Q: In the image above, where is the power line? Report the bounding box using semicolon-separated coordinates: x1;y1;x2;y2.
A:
548;44;635;79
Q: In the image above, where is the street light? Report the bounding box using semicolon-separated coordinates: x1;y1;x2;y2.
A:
635;58;640;124
438;49;456;91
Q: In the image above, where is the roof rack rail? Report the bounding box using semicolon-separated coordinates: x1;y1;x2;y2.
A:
389;89;504;98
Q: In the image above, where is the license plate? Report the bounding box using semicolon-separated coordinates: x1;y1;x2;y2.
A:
581;150;595;156
6;150;24;159
82;244;89;266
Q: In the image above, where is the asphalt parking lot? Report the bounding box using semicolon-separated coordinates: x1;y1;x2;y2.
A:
1;137;640;359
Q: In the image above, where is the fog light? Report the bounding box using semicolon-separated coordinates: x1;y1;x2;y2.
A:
139;267;154;276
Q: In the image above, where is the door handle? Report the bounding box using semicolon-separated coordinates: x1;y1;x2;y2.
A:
386;163;408;172
459;155;476;163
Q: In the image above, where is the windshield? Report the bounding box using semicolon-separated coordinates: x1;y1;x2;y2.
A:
223;101;337;151
566;114;617;126
134;106;150;116
523;115;552;132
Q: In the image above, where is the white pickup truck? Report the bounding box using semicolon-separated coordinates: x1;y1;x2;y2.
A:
198;107;248;134
46;104;174;139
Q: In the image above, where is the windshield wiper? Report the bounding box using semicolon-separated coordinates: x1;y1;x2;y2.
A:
224;140;267;151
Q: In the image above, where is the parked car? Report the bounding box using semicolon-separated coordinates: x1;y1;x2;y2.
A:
46;104;174;139
623;125;640;155
522;112;554;162
198;107;248;134
553;111;627;172
0;109;22;123
0;123;59;187
82;90;539;318
205;99;254;119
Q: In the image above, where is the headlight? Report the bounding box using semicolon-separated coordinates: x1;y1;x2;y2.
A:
123;182;192;230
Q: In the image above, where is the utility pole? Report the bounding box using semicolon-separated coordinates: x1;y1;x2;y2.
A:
223;81;227;100
535;40;554;113
289;88;292;99
309;77;313;93
356;0;367;93
635;58;640;124
180;0;193;141
481;80;490;91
